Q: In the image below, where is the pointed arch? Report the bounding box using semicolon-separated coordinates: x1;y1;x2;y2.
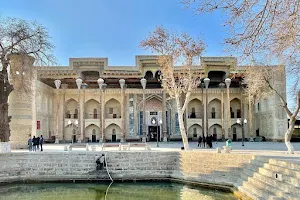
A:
84;99;100;119
188;98;202;119
105;123;122;142
105;98;121;119
208;98;221;119
208;124;222;139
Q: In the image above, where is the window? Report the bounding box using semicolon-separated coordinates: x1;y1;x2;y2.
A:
257;103;260;111
233;127;236;134
211;107;216;118
66;111;71;118
190;107;196;118
230;107;234;118
93;109;97;119
237;109;241;118
109;108;113;114
193;128;197;137
74;109;78;119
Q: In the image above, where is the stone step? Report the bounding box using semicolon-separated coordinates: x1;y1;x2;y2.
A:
242;181;278;200
263;163;300;179
258;167;300;188
239;172;288;199
247;176;297;199
237;184;264;200
268;159;300;171
252;172;300;196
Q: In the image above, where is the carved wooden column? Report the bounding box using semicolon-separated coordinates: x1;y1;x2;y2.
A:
119;79;126;143
162;91;167;142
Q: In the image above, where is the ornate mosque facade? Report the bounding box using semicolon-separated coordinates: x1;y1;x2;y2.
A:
8;55;288;148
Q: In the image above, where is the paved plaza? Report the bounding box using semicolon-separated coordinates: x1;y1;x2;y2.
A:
12;141;300;158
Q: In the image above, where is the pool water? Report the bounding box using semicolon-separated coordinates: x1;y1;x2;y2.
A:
0;182;238;200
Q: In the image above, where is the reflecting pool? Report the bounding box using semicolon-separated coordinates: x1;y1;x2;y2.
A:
0;182;237;200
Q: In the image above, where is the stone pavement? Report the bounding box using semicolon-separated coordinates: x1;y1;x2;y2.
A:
12;141;300;158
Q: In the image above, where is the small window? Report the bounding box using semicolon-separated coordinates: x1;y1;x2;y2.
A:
230;107;234;118
258;103;260;111
211;107;216;118
233;127;236;134
74;109;78;119
190;107;196;118
237;109;241;118
109;108;113;114
193;127;197;137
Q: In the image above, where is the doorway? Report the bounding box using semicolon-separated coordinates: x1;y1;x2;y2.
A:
112;134;116;142
233;134;237;141
148;126;160;142
73;135;76;143
92;135;96;142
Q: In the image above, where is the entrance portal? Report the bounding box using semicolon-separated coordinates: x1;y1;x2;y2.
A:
73;135;76;143
112;134;116;142
92;135;96;142
148;126;160;142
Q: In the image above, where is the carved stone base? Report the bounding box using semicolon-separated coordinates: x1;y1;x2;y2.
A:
0;142;11;153
142;136;146;143
163;136;167;142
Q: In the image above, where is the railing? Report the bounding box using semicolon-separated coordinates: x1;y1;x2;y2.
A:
85;113;100;119
65;114;78;119
187;112;203;119
106;114;121;119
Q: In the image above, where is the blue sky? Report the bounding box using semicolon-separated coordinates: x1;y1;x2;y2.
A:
1;0;227;66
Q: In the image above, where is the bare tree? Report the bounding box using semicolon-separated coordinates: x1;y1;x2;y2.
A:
183;0;300;153
243;66;300;154
0;16;55;142
140;26;206;149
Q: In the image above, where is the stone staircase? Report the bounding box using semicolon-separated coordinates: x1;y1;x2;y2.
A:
235;156;300;200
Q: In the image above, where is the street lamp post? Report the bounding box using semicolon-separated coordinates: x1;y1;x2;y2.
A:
76;78;82;142
204;78;210;137
97;78;107;143
140;78;147;142
54;79;61;144
237;118;247;146
201;83;205;144
151;118;162;147
68;119;78;143
225;78;232;140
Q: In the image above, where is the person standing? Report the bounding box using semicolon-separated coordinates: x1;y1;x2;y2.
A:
32;136;37;151
36;136;40;151
40;135;44;152
197;136;202;147
202;136;206;148
28;137;32;152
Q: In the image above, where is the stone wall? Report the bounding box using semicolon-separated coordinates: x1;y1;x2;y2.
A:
0;151;252;187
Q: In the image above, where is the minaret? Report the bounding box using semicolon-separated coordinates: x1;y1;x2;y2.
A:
8;53;35;149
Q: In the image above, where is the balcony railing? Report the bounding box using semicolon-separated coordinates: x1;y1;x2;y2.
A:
85;113;100;119
106;114;121;119
65;114;78;119
188;112;203;119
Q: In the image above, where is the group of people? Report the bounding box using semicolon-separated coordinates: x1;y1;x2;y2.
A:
28;135;44;152
197;135;215;148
